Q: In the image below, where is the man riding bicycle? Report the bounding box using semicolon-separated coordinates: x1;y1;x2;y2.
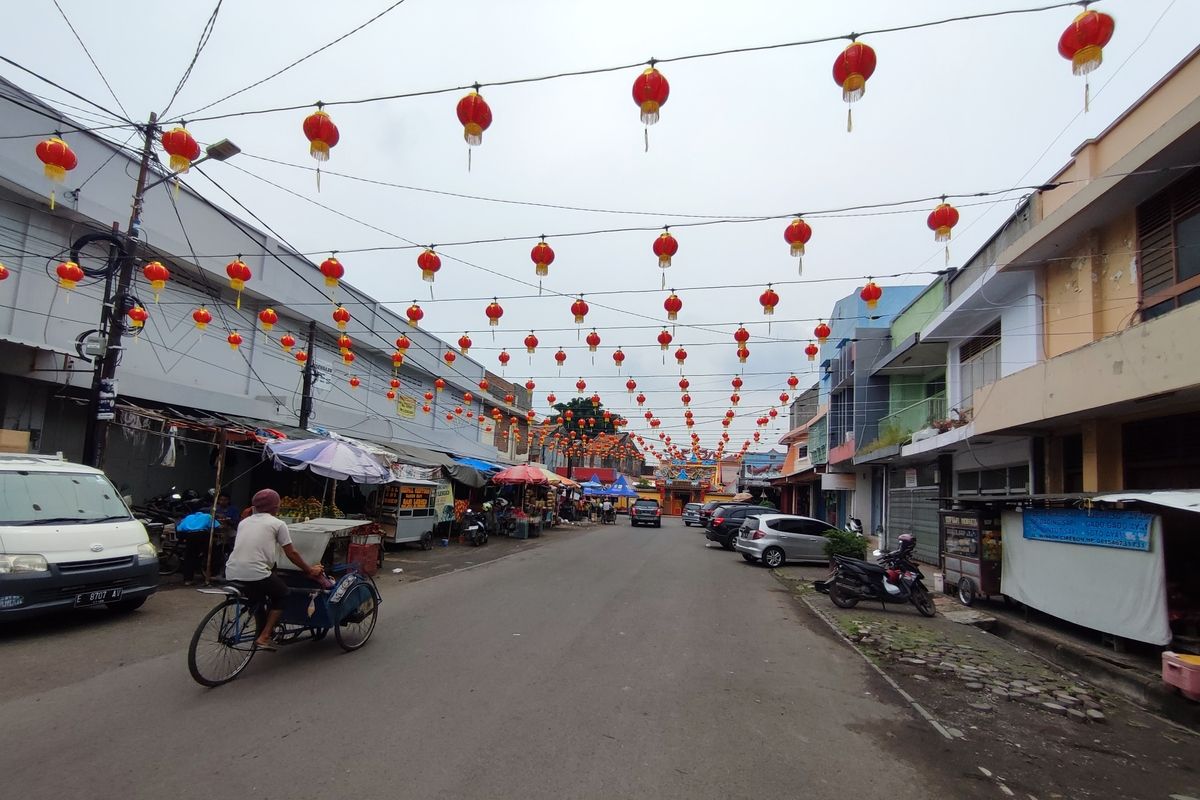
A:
224;489;323;651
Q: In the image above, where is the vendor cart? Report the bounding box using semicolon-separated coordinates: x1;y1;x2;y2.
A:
373;479;439;550
279;517;373;571
940;508;1003;606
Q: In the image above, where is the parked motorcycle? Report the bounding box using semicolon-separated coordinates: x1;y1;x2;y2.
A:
461;509;489;547
817;534;936;617
845;516;864;537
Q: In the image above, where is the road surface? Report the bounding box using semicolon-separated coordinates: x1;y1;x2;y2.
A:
2;517;978;799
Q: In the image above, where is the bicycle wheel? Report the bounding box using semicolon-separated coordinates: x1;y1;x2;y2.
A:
334;583;379;652
188;598;258;687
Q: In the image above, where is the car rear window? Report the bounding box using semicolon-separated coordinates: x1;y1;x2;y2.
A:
684;504;701;511
634;500;658;507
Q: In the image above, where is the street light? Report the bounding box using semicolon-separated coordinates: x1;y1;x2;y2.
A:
80;110;240;467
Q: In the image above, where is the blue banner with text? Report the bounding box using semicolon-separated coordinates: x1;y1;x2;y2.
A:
1022;508;1152;552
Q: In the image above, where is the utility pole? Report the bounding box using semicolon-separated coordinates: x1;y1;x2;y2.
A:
298;320;317;428
82;112;158;468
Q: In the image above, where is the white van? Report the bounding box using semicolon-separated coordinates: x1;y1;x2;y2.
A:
0;454;158;620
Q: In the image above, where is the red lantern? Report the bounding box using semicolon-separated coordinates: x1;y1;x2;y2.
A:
730;393;740;406
332;305;351;331
625;378;637;394
524;331;539;355
636;393;646;406
805;342;819;362
787;374;799;390
753;432;761;443
160;126;201;173
679;378;689;391
531;239;555;278
35;137;77;209
731;376;743;390
387;389;398;401
406;302;424;327
657;329;673;351
1059;10;1116;111
435;378;446;392
392;379;403;390
319;256;344;290
142;261;170;302
342;351;356;367
525;379;536;392
547;392;557;405
56;260;84;291
294;350;308;365
479;378;490;391
783;217;812;264
0;263;8;281
814;320;831;343
554;348;567;370
675;347;688;367
632;66;670;130
681;393;691;407
928;201;960;265
733;326;750;345
423;390;433;401
586;330;601;353
860;279;882;309
395;335;411;352
832;40;877;132
737;345;750;364
452;333;470;355
258;307;278;331
613;349;626;370
769;407;778;420
456;90;493;146
485;298;504;327
349;376;360;389
664;291;682;321
302;108;340;162
225;258;251;309
464;391;473;404
227;331;243;350
337;334;353;354
417;249;441;283
576;378;587;392
779;392;790;404
653;231;678;270
126;304;148;330
498;349;511;368
280;333;296;352
759;285;779;316
571;296;589;325
443;350;456;366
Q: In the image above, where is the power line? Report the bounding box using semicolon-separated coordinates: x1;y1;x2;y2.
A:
166;1;1081;126
0;90;138;140
0;54;132;125
51;0;131;121
159;0;224;117
179;0;413;119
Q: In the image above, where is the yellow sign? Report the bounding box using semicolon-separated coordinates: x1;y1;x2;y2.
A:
398;485;432;510
396;395;417;419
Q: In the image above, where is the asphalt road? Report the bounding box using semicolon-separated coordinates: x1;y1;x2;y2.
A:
2;517;977;800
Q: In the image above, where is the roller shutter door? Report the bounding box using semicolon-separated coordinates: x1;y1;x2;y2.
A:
886;487;941;565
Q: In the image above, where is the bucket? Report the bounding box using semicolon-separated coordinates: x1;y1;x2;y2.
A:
440;537;449;547
932;572;945;594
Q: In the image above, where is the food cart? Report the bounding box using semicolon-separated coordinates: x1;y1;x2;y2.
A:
373;478;440;550
279;517;377;573
940;507;1003;606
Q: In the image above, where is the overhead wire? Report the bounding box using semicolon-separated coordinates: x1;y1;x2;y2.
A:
51;0;131;121
159;0;224;117
178;0;413;119
164;1;1083;126
0;54;132;125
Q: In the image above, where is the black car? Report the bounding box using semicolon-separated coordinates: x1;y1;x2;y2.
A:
704;504;759;550
698;500;732;526
630;498;662;528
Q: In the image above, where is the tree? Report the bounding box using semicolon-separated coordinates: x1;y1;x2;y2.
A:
542;395;628;478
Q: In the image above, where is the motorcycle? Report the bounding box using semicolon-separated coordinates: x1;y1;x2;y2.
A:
845;516;864;537
816;534;936;617
600;506;616;525
461;509;489;547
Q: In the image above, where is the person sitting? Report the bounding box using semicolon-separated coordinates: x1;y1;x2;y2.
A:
601;499;614;522
224;489;324;651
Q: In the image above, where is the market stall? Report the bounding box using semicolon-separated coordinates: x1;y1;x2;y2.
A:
491;464;551;538
940;507;1002;605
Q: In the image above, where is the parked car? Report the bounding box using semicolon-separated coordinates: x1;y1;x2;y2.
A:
704;504;760;550
630;498;662;528
681;503;702;526
0;454;159;621
735;513;836;568
698;500;728;526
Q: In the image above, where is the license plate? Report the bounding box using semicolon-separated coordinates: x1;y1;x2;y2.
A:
74;588;123;607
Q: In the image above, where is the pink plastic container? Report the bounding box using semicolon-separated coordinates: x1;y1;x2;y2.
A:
1162;651;1200;701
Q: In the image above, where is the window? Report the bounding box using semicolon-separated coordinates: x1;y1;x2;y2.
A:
956;465;1030;496
0;471;130;525
957;321;1001;412
1137;168;1200;318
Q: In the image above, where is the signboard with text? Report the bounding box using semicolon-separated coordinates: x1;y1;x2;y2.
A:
1022;508;1152;552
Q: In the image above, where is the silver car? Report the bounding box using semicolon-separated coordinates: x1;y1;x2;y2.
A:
681;502;702;527
734;513;835;568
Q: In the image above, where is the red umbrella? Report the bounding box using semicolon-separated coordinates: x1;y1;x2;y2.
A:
491;464;550;485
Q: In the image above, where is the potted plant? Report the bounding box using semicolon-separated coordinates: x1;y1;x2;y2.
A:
823;528;867;564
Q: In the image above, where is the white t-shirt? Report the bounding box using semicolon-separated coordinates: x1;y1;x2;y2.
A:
225;513;292;581
601;501;613;511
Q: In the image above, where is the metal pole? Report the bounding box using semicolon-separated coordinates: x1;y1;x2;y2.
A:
84;112;158;468
298;320;317;428
203;427;227;584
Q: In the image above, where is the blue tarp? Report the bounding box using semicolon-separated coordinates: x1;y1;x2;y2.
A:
453;456;504;473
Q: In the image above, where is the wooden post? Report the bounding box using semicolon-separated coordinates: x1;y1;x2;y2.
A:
204;428;228;584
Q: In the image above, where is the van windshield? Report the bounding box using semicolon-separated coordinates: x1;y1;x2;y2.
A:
0;471;131;526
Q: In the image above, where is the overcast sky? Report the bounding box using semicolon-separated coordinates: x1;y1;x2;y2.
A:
2;0;1195;458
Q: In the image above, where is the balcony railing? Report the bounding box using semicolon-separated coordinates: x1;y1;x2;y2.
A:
879;391;947;437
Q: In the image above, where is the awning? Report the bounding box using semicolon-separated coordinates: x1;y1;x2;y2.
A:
455;456;504;473
1093;490;1200;514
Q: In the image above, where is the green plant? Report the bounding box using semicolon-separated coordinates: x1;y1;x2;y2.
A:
859;422;911;454
757;498;776;509
823;528;867;561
